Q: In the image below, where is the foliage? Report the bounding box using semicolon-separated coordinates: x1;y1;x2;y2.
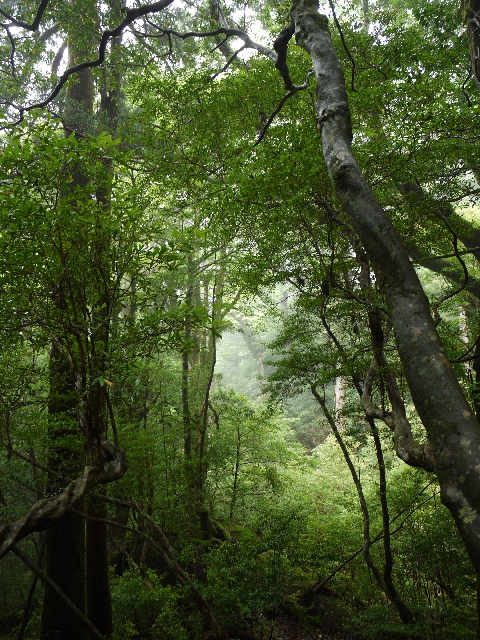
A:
0;0;479;638
111;570;188;640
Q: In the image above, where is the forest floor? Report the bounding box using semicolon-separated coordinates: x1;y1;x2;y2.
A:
260;610;352;640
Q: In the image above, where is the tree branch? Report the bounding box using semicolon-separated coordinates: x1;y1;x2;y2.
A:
0;0;50;31
327;0;356;92
254;70;314;145
1;24;16;77
312;481;437;591
7;0;176;125
355;247;435;471
141;24;276;62
273;22;295;90
0;441;127;559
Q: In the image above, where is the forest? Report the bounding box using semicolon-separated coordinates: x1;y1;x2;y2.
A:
0;0;480;638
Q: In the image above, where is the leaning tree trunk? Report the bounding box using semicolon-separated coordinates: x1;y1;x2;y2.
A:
290;0;480;611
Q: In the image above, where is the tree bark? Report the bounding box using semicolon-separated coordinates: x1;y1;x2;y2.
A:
41;338;87;640
86;494;112;638
291;0;480;596
462;0;480;88
40;513;88;640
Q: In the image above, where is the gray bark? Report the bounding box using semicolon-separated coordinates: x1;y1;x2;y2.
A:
291;0;480;582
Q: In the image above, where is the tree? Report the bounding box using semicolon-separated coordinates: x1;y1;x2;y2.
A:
288;0;480;596
1;0;480;634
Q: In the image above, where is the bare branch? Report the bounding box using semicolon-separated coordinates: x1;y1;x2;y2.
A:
142;24;276;62
209;44;246;80
431;212;469;326
327;0;356;92
0;0;50;31
209;0;234;59
95;493;220;631
254;70;314;145
1;25;16;77
415;245;480;263
9;447;55;475
5;4;278;126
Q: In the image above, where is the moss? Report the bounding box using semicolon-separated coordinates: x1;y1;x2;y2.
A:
461;0;480;22
211;519;230;542
291;0;330;30
283;592;322;627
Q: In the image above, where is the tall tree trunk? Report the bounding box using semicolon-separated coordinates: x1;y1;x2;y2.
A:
41;341;87;640
291;0;480;613
462;0;480;88
42;6;96;636
86;1;123;633
86;494;112;638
